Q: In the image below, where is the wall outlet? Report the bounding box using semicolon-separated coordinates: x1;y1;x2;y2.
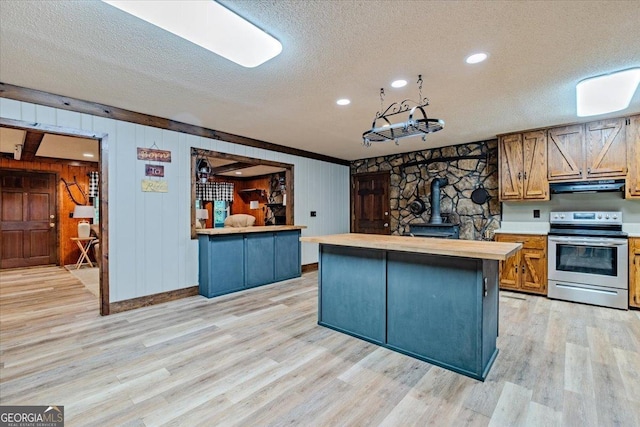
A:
533;209;540;218
310;211;317;217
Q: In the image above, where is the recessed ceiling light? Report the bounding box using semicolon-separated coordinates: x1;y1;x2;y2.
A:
235;171;243;175
576;68;640;117
336;99;351;106
391;79;407;88
101;0;282;68
82;153;94;158
465;53;488;64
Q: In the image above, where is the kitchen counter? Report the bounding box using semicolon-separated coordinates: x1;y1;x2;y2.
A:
494;221;550;235
198;226;305;298
300;233;520;260
197;225;306;235
305;233;521;381
623;223;640;237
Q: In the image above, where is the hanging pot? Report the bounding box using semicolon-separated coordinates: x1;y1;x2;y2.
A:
409;183;427;215
471;183;491;205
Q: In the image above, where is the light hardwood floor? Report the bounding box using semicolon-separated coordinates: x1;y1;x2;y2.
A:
1;266;639;426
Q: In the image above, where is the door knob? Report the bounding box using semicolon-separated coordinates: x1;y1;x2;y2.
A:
384;223;389;227
49;223;55;228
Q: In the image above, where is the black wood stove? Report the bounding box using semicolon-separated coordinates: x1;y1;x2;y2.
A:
407;178;460;239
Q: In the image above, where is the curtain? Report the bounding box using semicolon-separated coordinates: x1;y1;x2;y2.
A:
196;182;234;201
88;171;99;198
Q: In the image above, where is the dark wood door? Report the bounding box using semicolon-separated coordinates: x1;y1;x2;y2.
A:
352;171;390;234
0;170;57;268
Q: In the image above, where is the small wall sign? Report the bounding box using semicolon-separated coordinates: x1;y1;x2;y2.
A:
141;179;168;193
145;164;165;177
137;147;172;162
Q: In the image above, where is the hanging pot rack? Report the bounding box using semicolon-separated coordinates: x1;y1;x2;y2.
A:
362;75;444;147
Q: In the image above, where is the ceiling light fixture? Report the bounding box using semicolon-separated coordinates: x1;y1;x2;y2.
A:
101;0;282;68
83;153;95;158
235;171;243;175
576;68;640;117
362;75;444;147
391;79;407;88
465;53;488;64
336;99;351;106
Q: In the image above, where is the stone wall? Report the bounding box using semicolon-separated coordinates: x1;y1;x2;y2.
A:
351;140;500;241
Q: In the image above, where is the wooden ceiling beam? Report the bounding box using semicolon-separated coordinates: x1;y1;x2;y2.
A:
20;130;45;161
208;161;255;175
0;82;350;166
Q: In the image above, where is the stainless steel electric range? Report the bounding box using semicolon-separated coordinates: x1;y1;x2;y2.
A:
547;211;628;310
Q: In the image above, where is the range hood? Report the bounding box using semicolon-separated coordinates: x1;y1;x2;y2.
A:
550;179;625;194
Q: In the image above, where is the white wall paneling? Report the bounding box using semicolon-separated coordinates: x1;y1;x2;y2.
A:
1;100;350;302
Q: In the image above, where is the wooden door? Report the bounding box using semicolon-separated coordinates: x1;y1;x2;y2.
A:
522;130;549;200
626;115;640;198
352;171;390;234
499;134;524;200
548;124;585;181
630;238;640;308
495;234;521;290
0;170;57;268
520;248;547;295
585;118;627;178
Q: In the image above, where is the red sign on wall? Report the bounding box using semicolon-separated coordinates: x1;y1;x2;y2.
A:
137;147;171;162
145;164;165;177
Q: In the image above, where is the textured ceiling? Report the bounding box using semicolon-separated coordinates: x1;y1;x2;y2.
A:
1;0;639;161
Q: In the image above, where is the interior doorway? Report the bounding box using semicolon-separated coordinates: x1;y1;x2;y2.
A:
0;117;110;315
0;170;57;268
352;171;391;234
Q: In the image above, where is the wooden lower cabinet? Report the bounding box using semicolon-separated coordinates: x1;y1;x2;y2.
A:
630;237;640;308
495;234;547;295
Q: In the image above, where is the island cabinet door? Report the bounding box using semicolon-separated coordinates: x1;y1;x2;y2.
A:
274;230;301;281
318;245;386;344
199;235;245;298
245;233;276;288
386;252;489;378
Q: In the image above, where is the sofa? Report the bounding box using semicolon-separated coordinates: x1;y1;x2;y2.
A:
223;214;256;228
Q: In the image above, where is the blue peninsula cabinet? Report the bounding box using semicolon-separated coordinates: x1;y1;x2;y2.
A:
198;226;305;298
301;233;521;381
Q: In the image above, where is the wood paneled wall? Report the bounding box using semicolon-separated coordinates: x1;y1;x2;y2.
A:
234;176;271;226
0;156;98;266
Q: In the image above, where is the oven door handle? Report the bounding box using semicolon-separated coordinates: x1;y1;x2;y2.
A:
548;237;627;246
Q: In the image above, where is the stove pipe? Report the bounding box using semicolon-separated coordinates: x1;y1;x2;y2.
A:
429;178;448;224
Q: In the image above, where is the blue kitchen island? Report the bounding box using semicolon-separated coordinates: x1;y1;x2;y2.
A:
198;225;306;298
300;233;521;381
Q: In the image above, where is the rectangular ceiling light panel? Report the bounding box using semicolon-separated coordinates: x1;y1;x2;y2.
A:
576;68;640;117
102;1;282;68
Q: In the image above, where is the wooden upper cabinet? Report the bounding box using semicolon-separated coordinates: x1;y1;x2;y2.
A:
499;133;524;200
627;115;640;198
547;124;585;181
585;118;627;178
499;131;548;201
522;131;548;199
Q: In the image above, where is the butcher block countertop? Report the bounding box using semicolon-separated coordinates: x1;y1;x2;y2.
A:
301;233;521;261
197;225;306;235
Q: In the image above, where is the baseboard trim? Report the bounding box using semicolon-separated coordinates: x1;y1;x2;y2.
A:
302;263;318;273
109;286;199;314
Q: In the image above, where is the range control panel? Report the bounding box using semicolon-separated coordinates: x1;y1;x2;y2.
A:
550;211;622;225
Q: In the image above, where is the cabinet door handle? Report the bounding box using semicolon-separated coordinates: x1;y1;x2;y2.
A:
523;171;527;180
587;167;591;174
515;265;518;273
521;264;526;274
